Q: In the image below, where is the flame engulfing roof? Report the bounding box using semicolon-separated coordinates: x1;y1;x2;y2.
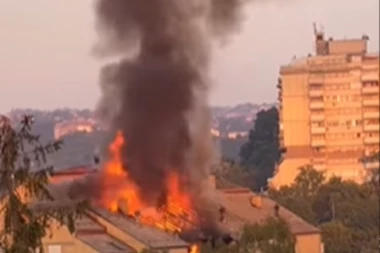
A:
40;166;320;249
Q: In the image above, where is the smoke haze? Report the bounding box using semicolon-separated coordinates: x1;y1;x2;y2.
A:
95;0;247;207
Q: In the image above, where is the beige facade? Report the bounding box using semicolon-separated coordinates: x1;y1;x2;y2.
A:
271;28;379;188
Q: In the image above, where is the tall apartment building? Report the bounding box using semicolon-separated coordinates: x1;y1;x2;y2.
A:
270;26;379;188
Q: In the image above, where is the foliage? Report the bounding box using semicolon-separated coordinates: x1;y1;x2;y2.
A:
270;167;379;253
239;107;280;190
0;116;86;253
201;217;295;253
213;158;257;190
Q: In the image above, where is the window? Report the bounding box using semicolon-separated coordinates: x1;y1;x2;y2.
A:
48;245;62;253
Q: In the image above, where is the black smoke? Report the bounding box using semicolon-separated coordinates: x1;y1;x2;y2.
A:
94;0;247;207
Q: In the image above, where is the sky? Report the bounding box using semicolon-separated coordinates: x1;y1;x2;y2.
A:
0;0;378;112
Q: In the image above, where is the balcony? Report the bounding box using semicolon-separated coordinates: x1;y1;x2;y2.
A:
364;161;380;170
309;90;323;97
311;127;326;134
363;99;379;106
364;137;379;145
361;73;379;82
310;113;325;121
363;111;379;119
311;139;326;147
362;86;379;94
310;101;324;109
364;124;380;132
309;75;324;83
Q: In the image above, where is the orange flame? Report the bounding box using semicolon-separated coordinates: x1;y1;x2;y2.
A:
190;244;200;253
99;131;199;235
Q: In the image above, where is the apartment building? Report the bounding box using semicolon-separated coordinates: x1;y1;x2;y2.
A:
270;26;379;188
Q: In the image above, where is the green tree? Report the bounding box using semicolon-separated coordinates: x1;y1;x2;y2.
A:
270;166;379;253
201;217;295;253
213;158;257;190
239;107;280;190
0;116;86;253
320;221;355;253
269;166;324;225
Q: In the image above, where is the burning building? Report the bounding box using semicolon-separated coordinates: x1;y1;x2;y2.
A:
0;166;322;253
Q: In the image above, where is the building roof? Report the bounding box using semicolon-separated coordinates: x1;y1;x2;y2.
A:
91;208;189;249
211;188;320;236
77;233;136;253
75;216;136;253
51;165;98;176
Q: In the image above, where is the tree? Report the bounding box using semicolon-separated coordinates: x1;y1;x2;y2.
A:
213;158;257;190
269;166;324;225
201;217;295;253
239;107;280;190
0;116;86;253
320;221;355;253
270;166;379;253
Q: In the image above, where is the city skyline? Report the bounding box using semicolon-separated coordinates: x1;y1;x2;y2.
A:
0;0;379;112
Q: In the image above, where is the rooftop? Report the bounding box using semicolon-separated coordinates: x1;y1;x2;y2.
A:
78;234;136;253
75;216;136;253
214;177;320;235
91;208;189;249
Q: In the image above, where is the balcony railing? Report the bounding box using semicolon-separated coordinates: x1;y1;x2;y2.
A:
310;101;324;109
364;137;379;144
361;73;379;81
363;99;380;106
310;114;325;121
309;75;324;83
311;127;326;134
364;124;380;132
309;90;324;97
362;86;379;94
363;111;380;119
311;139;326;147
364;161;380;170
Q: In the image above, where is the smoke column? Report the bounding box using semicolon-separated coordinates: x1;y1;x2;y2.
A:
95;0;246;207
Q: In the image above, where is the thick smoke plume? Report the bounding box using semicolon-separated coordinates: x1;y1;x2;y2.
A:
95;0;247;207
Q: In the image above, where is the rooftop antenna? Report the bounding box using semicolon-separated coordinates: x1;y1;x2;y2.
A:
313;22;318;36
313;22;325;37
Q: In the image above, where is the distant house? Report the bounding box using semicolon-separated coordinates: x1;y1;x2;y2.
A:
54;121;95;140
0;167;323;253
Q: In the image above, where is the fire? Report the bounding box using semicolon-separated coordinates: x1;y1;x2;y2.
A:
99;131;199;235
190;244;200;253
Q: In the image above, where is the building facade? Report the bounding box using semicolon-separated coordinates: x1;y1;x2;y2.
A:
271;27;379;188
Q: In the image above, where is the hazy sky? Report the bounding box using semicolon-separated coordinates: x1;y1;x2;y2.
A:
0;0;378;112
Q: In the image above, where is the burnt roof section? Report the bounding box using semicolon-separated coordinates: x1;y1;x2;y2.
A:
91;208;189;249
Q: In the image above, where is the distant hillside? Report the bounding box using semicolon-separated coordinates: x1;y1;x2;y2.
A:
7;103;277;167
211;102;277;136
